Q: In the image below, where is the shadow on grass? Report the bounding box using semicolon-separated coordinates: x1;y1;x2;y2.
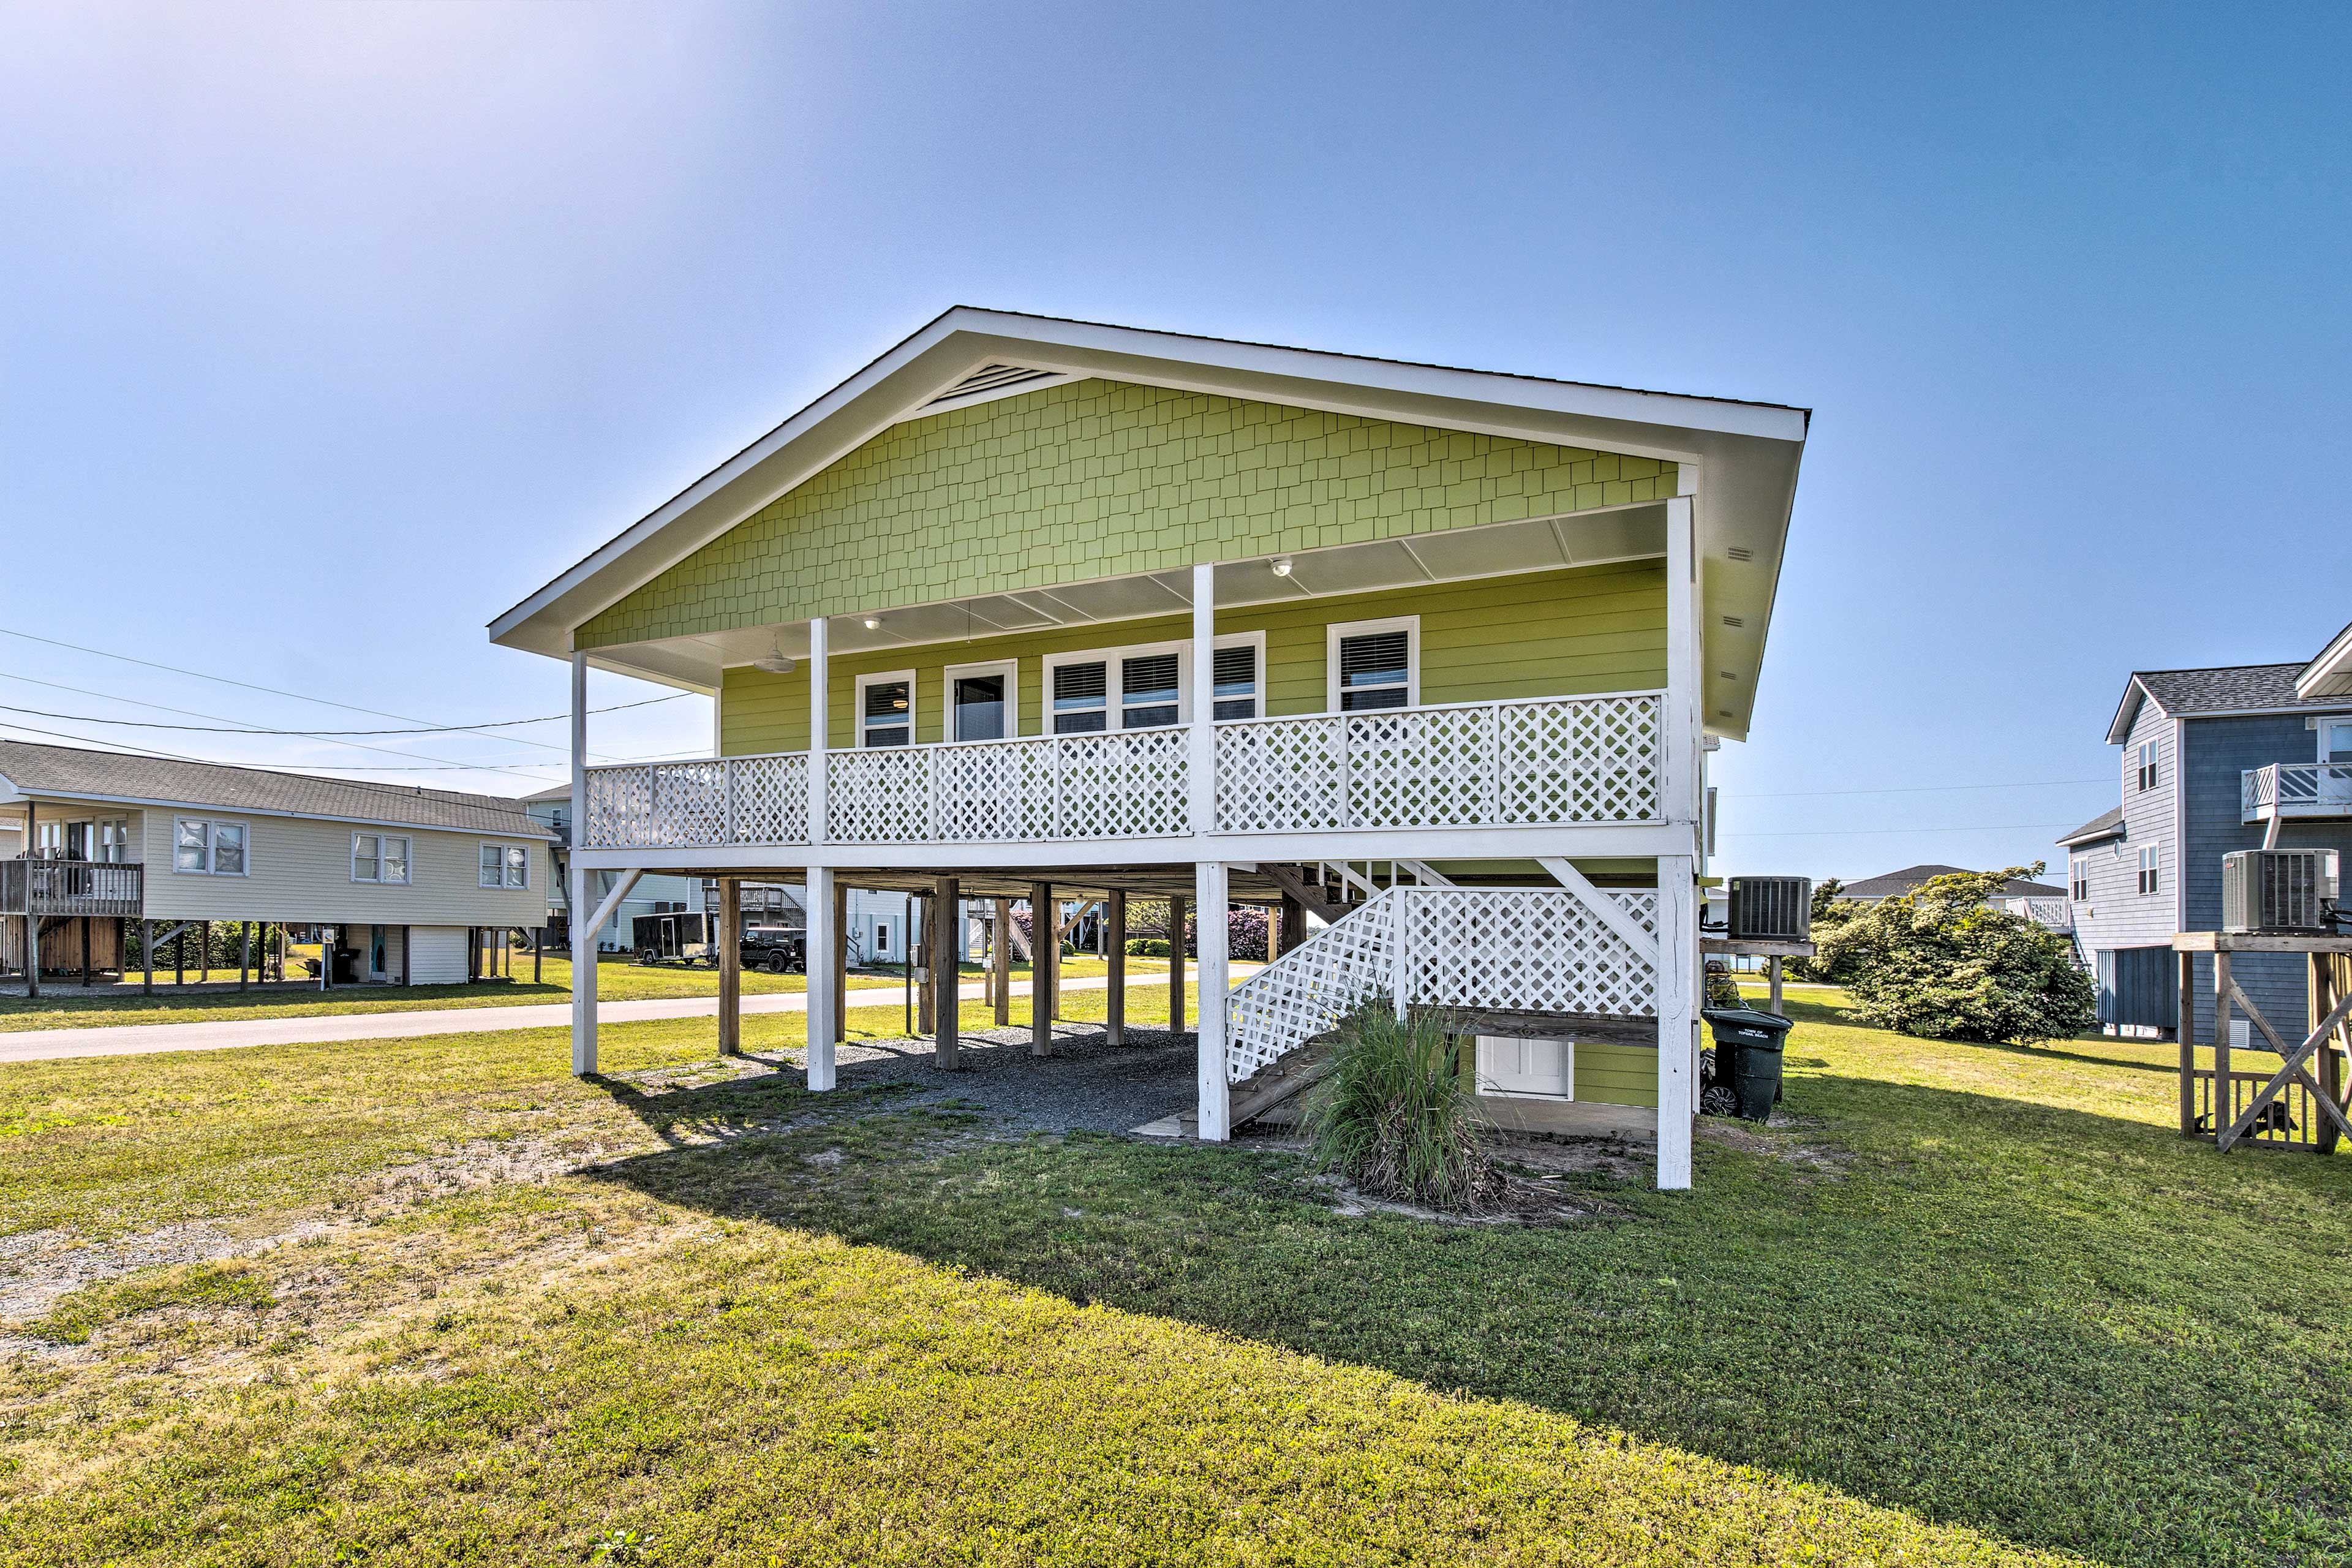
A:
582;1043;2352;1568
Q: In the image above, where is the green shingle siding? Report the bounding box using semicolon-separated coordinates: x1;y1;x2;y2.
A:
581;379;1678;652
1567;1042;1660;1109
717;560;1665;755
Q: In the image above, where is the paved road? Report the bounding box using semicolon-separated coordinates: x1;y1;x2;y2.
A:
0;975;1121;1066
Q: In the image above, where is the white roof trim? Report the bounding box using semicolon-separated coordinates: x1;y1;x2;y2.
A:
487;307;1810;742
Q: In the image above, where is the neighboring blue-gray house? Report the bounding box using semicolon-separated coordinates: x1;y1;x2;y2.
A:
2060;630;2352;1042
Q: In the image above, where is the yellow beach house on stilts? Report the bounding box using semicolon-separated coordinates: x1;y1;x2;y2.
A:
489;310;1807;1188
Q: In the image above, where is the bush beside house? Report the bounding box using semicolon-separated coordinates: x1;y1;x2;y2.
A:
1812;865;2095;1044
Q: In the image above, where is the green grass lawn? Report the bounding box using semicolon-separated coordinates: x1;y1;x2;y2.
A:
1;987;2345;1564
0;952;1170;1034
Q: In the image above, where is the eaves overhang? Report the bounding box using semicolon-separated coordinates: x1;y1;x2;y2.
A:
2299;617;2352;700
489;307;1810;740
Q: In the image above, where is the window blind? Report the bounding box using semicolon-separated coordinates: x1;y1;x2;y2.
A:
1338;631;1410;711
1212;644;1257;720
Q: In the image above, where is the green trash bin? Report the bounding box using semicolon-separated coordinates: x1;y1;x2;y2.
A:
1702;1006;1795;1121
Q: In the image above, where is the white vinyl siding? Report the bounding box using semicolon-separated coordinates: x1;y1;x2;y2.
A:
136;812;548;926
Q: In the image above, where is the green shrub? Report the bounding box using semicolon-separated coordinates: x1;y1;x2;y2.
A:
1124;938;1171;957
1301;1002;1493;1212
1812;864;2095;1045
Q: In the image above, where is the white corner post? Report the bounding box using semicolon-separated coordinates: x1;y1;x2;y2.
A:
1195;859;1231;1141
1189;560;1216;837
568;650;598;1076
1656;491;1702;1188
806;864;837;1091
808;614;829;842
805;614;835;1091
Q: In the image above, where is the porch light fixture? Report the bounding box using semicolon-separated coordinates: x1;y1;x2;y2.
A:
1270;556;1294;576
861;616;883;631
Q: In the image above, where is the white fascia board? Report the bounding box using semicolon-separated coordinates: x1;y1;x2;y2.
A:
0;786;557;842
2297;617;2352;698
491;307;1808;671
2104;678;2158;746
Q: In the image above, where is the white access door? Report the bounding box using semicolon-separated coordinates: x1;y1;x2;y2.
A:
1475;1036;1574;1100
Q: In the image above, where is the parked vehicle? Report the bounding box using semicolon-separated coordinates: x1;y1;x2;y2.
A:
741;925;807;974
630;911;714;967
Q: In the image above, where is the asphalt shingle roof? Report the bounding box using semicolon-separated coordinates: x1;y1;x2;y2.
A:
2057;806;2125;846
0;740;551;838
2133;664;2314;717
1840;864;2065;900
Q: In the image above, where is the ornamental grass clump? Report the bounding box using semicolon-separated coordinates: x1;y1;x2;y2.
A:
1302;1001;1494;1212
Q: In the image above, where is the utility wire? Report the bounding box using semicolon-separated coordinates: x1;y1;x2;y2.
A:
1733;778;2108;799
0;624;626;761
0;718;565;797
1717;822;2080;838
0;693;684;736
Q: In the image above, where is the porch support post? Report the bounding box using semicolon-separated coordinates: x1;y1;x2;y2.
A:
2213;949;2234;1139
1656;854;1698;1190
569;650;598;1076
933;875;959;1069
1169;895;1186;1034
807;865;838;1090
239;922;250;992
141;918;153;996
1029;881;1055;1055
992;897;1012;1027
1664;493;1702;833
1189;559;1217;840
1106;888;1127;1046
717;877;741;1057
20;916;37;1000
1278;891;1306;957
807;616;829;843
1195;862;1231;1141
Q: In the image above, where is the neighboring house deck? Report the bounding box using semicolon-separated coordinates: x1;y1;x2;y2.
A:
2062;633;2352;1041
1;740;555;989
490;308;1811;1188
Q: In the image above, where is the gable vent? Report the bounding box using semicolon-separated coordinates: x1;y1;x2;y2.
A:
1725;545;1754;562
1721;614;1744;628
925;363;1060;407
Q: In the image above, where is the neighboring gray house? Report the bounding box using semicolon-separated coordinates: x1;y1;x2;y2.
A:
1839;864;2066;903
2060;636;2352;1042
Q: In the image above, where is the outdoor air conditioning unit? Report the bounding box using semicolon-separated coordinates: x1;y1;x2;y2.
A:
1728;876;1812;941
2221;848;2339;934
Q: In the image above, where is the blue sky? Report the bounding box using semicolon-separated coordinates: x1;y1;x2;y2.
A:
2;2;2345;878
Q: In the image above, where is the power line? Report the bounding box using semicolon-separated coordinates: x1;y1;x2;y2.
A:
1717;822;2079;838
0;693;683;736
1733;778;2109;800
0;624;665;762
0;674;567;783
0;719;564;800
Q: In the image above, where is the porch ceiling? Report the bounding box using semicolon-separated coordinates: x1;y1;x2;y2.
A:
594;502;1667;684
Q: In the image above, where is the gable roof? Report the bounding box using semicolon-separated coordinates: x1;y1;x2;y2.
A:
1839;864;2064;900
488;307;1810;742
2299;618;2352;700
0;739;552;839
2056;805;2125;847
2104;663;2336;744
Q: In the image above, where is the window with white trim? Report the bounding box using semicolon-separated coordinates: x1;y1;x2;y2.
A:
2070;857;2089;902
479;843;530;889
1050;659;1109;734
1120;652;1182;728
352;832;412;884
2135;740;2158;792
2324;720;2352;764
1212;644;1259;720
856;671;914;747
1329;617;1419;712
172;818;247;876
2137;845;2160;895
874;922;891;954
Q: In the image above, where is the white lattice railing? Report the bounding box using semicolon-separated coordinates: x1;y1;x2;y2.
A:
580;690;1667;850
581;753;809;849
1224;886;1662;1082
1213;692;1662;833
827;728;1190;845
